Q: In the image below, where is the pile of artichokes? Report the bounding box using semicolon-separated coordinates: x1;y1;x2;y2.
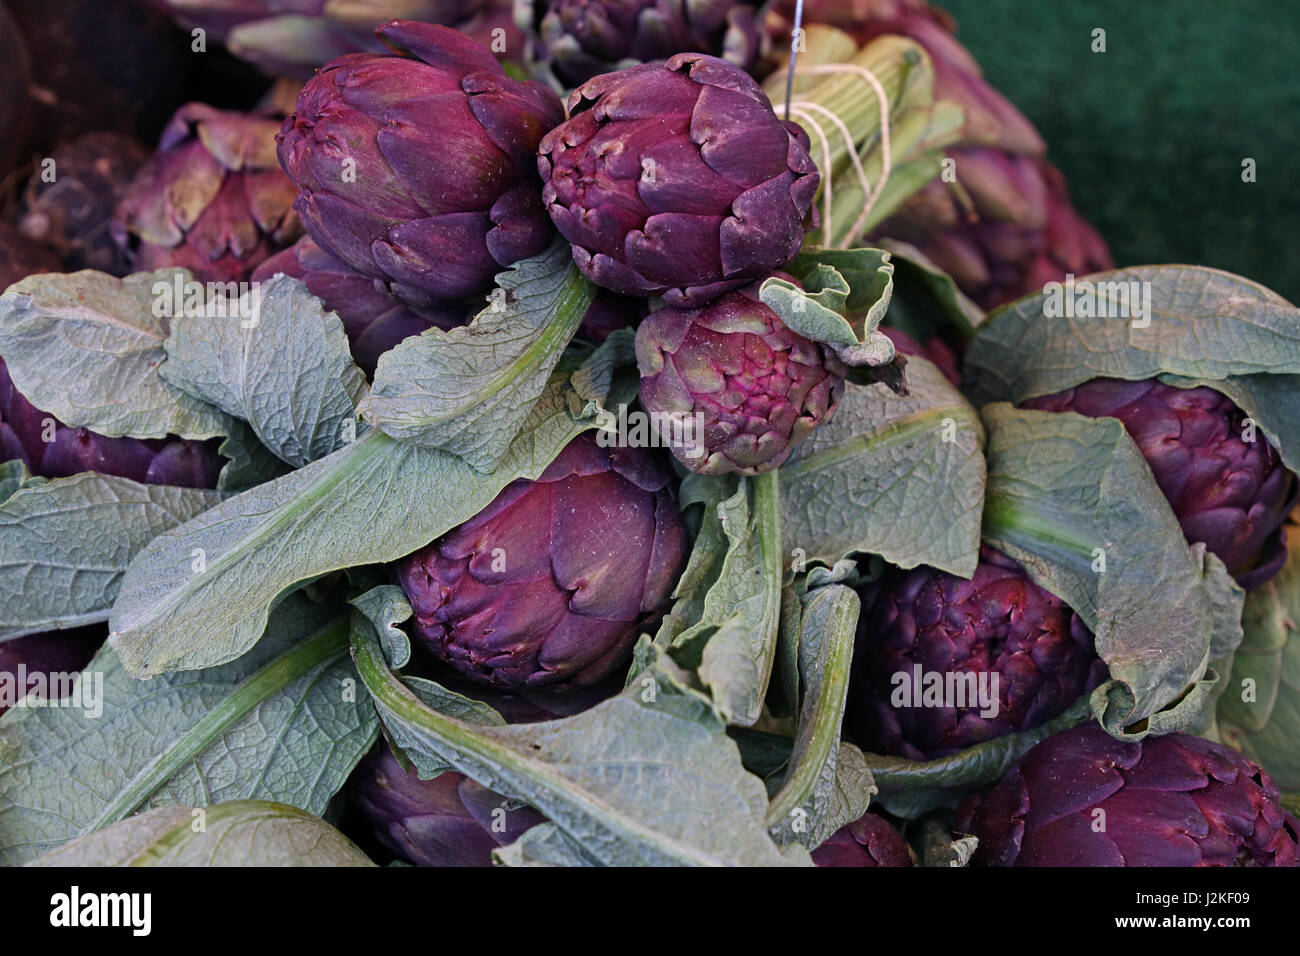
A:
0;0;1294;872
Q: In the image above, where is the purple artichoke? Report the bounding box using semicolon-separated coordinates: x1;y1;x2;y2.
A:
347;744;544;866
113;104;302;285
146;0;523;77
18;133;150;275
635;282;846;475
0;626;106;717
848;546;1104;761
811;811;913;867
252;236;470;376
0;358;225;489
277;22;563;309
1023;379;1298;591
956;725;1300;867
0;223;61;292
538;53;819;308
396;433;687;690
533;0;764;86
768;0;1112;312
577;289;649;344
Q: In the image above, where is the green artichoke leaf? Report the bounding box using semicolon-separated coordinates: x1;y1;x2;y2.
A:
27;801;374;867
109;371;605;677
494;823;606;867
661;472;784;727
1218;522;1300;795
161;274;368;468
357;242;596;473
760;247;899;373
215;418;293;492
981;404;1243;738
873;238;985;340
0;460;25;502
352;630;811;866
766;583;874;849
0;473;221;640
963;264;1300;408
0;592;377;866
0;268;230;440
781;353;985;578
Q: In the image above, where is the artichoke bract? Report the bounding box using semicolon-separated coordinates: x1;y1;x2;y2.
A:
0;626;106;717
277;22;564;309
957;725;1300;867
395;433;687;690
0;359;224;489
533;0;763;86
112;104;301;284
848;546;1103;761
19;132;149;276
252;237;470;376
635;282;846;475
348;745;543;866
811;812;913;867
538;54;819;307
1024;379;1298;591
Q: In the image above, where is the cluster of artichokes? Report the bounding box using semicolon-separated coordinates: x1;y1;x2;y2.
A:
0;0;1295;874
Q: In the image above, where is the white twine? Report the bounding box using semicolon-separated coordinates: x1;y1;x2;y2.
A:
773;62;895;247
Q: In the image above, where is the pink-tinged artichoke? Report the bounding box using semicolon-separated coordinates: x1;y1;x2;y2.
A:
636;282;846;475
112;104;302;284
956;725;1300;867
812;811;913;867
396;433;687;690
145;0;522;78
0;626;106;717
0;358;225;489
848;546;1104;761
768;0;1112;312
347;745;543;866
1023;379;1298;591
532;0;764;86
18;133;149;276
0;223;61;292
252;236;470;376
538;54;819;307
278;22;563;308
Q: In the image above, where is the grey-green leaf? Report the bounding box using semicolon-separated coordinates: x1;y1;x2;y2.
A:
0;593;376;866
358;243;596;472
354;632;810;867
0;474;221;640
781;356;985;577
981;404;1237;737
0;269;228;439
964;265;1300;407
161;274;367;467
109;377;601;677
28;801;374;867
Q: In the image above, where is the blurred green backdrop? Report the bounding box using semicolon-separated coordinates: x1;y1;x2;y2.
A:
938;0;1300;302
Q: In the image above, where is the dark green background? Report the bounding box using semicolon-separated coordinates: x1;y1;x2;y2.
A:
937;0;1299;302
